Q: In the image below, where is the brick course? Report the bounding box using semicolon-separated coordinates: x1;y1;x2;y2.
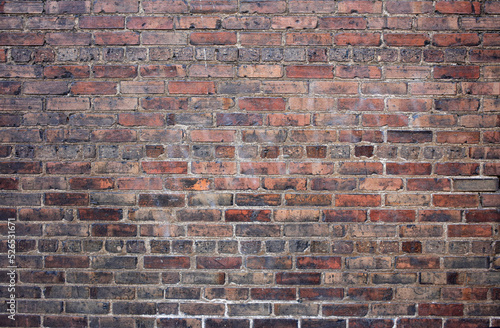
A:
0;0;499;326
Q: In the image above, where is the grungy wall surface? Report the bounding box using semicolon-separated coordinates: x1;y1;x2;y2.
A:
0;0;499;327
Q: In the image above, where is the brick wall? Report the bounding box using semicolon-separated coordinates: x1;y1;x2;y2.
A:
0;0;499;327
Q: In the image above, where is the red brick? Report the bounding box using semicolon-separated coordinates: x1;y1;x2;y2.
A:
271;16;317;29
251;288;295;300
323;304;369;317
482;194;500;207
168;81;215;95
417;17;459;30
188;224;232;237
296;256;341;269
197;257;242;269
142;162;188;174
434;194;480;208
45;256;89;268
44;193;89;206
0;82;20;95
93;0;138;13
433;33;480;47
386;1;432;13
24;81;69;95
190;130;235;142
262;178;307;191
71;82;116;95
268;114;310;126
371;210;416;223
240;32;282;46
189;64;233;78
318;17;366;29
408;179;451;191
444;319;489;328
238;64;283;78
359;178;403;191
46;162;90;175
46;32;91;46
286;65;333;79
396;256;440;269
436;163;479;176
142;32;187;45
436;99;479;111
0;33;44;46
388;98;432;112
143;0;189;13
462;82;500;95
174;16;220;29
78;208;122;221
387;163;432;175
436;1;480;14
138;193;185;207
348;288;392;301
192;162;237;175
69;178;114;190
338;162;383;175
0;178;18;190
144;256;190;269
362;114;408;127
385;33;430;46
93;65;137;79
237;194;281;206
434;66;480;79
79;16;125;29
190;32;237;45
338;1;383;13
436;132;480;144
286;33;332;45
164;178;211;191
285;194;332;206
312;81;358;95
240;98;286;111
387;131;432;143
336;66;382;79
397;319;442;328
336;194;381;207
225;209;271;222
190;0;237;13
44;65;90;79
94;32;139;45
276;272;321;285
127;17;173;29
465;209;500;223
242;1;286;14
335;33;381;46
484;33;500;46
289;163;334;175
419;303;464;316
299;288;343;301
362;82;407;95
36;316;76;327
222;16;270;29
449;225;492;238
90;129;136;142
215;178;259;190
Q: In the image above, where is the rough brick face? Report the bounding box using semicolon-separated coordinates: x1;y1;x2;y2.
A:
0;0;498;325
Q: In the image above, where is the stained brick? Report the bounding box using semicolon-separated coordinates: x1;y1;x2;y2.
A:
0;2;497;323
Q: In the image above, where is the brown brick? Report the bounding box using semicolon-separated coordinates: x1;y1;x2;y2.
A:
448;225;492;238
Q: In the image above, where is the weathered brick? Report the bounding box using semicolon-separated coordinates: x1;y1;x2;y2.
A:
144;256;190;269
138;194;185;207
0;1;497;323
323;304;369;317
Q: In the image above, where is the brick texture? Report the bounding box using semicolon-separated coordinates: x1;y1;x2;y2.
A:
0;0;499;326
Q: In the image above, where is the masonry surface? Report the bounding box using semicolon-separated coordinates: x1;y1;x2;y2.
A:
0;0;499;327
